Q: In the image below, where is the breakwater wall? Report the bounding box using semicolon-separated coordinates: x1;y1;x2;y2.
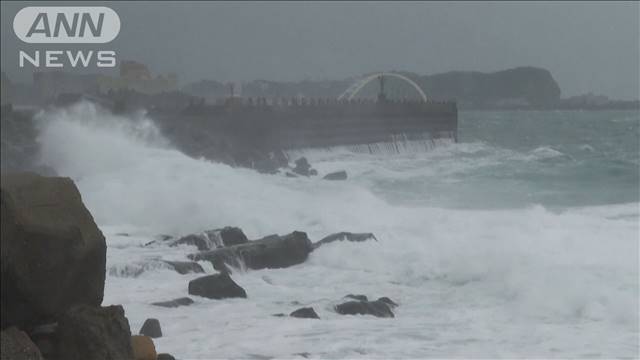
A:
150;99;458;158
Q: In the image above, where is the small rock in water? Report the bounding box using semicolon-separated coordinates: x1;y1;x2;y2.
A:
293;157;312;176
157;354;176;360
139;318;162;338
170;227;248;251
323;170;348;180
190;231;314;271
188;273;247;299
313;232;377;249
289;307;320;319
334;300;395;318
344;294;368;302
377;296;398;308
162;260;204;274
151;297;194;308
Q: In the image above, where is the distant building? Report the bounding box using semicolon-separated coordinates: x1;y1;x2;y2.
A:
98;60;178;94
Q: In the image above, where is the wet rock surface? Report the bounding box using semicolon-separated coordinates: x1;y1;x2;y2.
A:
313;232;377;249
1;173;106;329
170;227;249;251
162;261;204;275
323;170;348;180
139;318;162;338
334;298;396;318
289;307;320;319
151;297;194;308
189;231;313;271
188;273;247;300
0;327;43;360
56;304;134;360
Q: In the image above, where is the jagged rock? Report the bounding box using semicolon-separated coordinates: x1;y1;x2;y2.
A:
157;354;176;360
293;157;312;176
139;318;162;338
344;294;368;302
189;231;313;271
289;307;320;319
1;173;106;329
162;261;204;275
151;297;194;308
188;273;247;300
0;327;43;360
56;304;134;360
313;232;377;249
131;335;156;360
334;300;395;318
170;227;248;251
323;170;347;180
377;297;398;308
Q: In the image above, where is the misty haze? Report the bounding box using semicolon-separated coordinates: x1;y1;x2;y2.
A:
0;2;638;360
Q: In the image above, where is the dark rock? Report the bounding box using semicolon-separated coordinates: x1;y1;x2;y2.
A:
0;327;43;360
188;273;247;299
189;231;313;272
293;157;312;176
1;173;106;329
271;313;286;317
285;172;298;178
139;318;162;338
323;170;348;180
313;232;377;249
377;297;398;308
170;227;248;251
157;354;176;360
334;300;394;318
344;294;368;302
151;297;194;308
28;323;57;359
56;304;134;360
289;307;320;319
294;352;311;358
162;261;204;275
308;169;318;176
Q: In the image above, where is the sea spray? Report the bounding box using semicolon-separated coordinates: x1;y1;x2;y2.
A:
33;102;639;358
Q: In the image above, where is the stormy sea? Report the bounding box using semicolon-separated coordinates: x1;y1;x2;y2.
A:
34;103;639;359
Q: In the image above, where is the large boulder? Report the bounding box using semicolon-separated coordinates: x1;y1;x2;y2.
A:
131;335;156;360
188;273;247;300
170;227;248;251
189;231;313;271
1;173;106;329
0;327;43;360
313;232;377;249
56;304;134;360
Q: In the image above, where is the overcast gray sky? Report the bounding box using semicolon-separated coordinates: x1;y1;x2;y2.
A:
1;1;639;99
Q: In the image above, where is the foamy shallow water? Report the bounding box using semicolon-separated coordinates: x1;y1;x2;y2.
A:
34;103;639;358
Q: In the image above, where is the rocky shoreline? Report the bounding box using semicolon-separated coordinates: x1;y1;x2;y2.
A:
1;172;392;360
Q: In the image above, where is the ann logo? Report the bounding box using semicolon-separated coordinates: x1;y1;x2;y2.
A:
26;12;105;38
14;7;120;43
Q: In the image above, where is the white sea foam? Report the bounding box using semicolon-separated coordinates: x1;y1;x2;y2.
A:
35;103;639;358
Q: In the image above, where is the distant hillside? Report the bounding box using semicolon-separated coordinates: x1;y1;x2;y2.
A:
418;67;561;108
182;66;562;109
